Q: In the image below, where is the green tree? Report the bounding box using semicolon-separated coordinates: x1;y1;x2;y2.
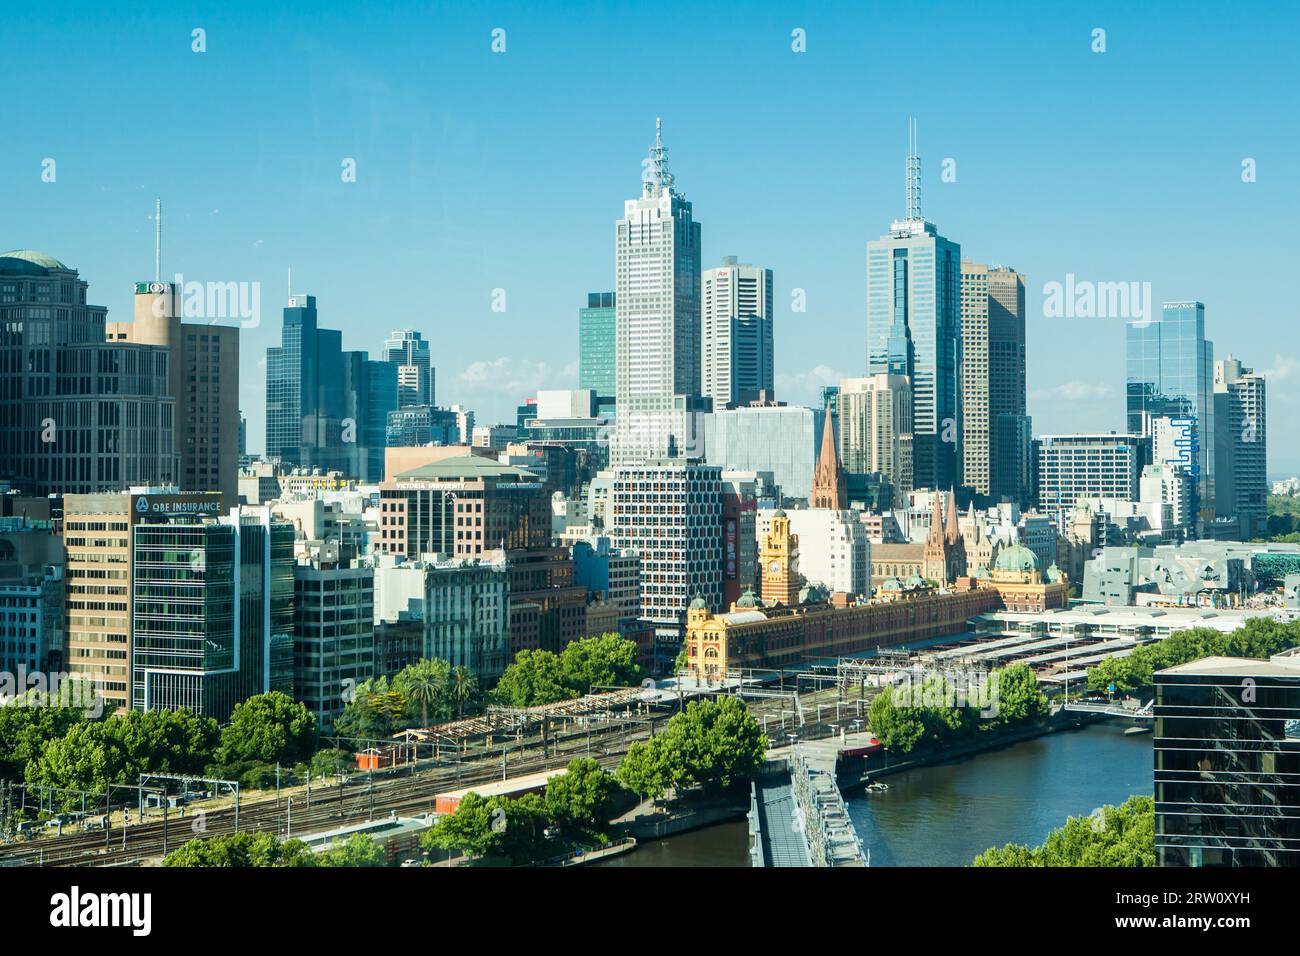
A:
0;693;96;780
992;663;1049;725
163;831;316;867
423;791;552;865
867;686;925;753
308;748;354;778
217;692;316;767
615;739;670;802
26;708;219;803
559;634;644;695
335;677;406;742
316;833;387;867
973;795;1155;867
654;696;766;795
448;665;479;719
544;758;618;829
394;659;450;727
494;649;571;707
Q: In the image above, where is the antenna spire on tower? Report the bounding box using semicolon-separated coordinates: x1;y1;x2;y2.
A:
644;117;675;198
906;118;921;221
154;198;162;281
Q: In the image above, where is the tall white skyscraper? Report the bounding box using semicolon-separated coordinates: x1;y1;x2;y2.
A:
701;256;774;409
613;119;704;465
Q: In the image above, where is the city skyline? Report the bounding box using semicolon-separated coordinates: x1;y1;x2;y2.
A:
6;2;1297;472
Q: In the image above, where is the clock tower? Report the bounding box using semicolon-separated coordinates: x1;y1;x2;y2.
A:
760;509;801;606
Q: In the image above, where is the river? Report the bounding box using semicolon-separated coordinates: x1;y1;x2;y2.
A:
598;722;1153;867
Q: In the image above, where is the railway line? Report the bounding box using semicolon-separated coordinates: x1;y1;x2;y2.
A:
0;679;833;867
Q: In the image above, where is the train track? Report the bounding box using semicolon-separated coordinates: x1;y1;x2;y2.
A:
0;726;645;867
0;682;842;867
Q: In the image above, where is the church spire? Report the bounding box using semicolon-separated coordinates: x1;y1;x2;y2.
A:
811;406;847;509
945;487;962;545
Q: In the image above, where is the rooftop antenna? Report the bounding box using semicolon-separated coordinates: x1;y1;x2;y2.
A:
906;118;921;221
154;198;162;281
287;267;292;303
645;117;675;198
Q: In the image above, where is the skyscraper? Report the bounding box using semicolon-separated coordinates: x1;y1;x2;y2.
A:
1127;301;1215;529
613;119;704;464
837;374;914;498
578;292;616;400
959;261;1028;504
0;251;177;496
266;294;391;480
383;329;435;408
107;282;240;503
131;502;294;722
701;257;774;409
865;123;961;490
1214;356;1268;538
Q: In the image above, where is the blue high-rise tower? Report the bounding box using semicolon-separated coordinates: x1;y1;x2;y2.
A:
1126;300;1215;528
865;121;961;491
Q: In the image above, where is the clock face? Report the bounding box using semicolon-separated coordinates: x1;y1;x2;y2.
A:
768;560;781;575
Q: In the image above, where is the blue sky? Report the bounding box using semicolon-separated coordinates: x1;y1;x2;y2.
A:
5;0;1299;472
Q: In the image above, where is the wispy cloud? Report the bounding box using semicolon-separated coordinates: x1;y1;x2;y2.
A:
775;365;847;405
1031;381;1113;403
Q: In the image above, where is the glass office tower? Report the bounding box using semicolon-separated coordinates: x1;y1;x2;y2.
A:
866;221;960;489
1155;653;1300;866
1126;301;1215;527
579;292;616;399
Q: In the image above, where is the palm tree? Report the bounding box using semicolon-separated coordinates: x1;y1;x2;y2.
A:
401;663;445;728
449;666;479;719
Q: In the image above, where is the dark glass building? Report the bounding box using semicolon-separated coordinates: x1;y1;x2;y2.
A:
1154;652;1300;866
266;293;394;480
1126;301;1215;527
131;504;294;722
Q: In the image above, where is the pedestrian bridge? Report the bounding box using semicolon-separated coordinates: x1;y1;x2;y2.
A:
750;735;869;867
1058;698;1153;720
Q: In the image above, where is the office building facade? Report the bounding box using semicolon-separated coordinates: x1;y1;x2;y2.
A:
700;404;823;502
613;120;704;465
383;329;435;408
837;374;914;499
1127;302;1215;527
1035;433;1144;512
864;135;961;492
578;292;616;399
1214;356;1267;539
701;257;774;409
1155;652;1300;867
959;261;1028;503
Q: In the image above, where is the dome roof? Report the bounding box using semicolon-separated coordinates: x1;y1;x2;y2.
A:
0;250;69;274
994;543;1039;573
772;508;787;519
1046;562;1064;583
798;583;826;604
880;577;902;591
735;589;759;609
688;594;708;610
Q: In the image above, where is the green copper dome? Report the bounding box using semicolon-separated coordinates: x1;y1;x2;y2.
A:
0;250;70;274
994;543;1039;573
689;594;708;610
735;589;759;609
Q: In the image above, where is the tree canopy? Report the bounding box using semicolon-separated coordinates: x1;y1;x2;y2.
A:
973;795;1155;867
